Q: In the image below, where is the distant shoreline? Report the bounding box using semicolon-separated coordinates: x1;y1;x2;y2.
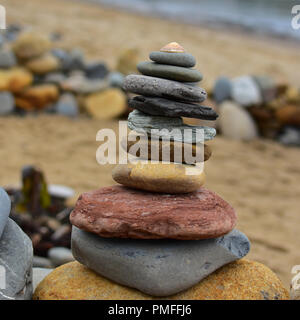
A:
82;0;300;44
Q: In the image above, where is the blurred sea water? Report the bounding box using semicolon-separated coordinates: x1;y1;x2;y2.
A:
88;0;300;40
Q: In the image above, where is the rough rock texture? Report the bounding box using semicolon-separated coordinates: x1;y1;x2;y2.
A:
122;134;212;164
128;110;216;143
137;62;202;82
129;96;218;120
70;185;237;240
123;75;207;102
0;219;33;300
149;51;196;67
112;162;206;194
33;260;289;300
0;187;11;238
72;228;250;296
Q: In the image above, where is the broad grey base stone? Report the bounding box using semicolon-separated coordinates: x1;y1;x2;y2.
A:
72;228;250;297
0;219;33;300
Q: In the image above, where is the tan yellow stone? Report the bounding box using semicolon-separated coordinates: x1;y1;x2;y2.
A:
116;48;139;75
13;31;51;60
160;42;185;53
84;88;127;119
33;260;289;300
16;84;59;110
25;53;60;75
112;162;205;193
0;68;33;93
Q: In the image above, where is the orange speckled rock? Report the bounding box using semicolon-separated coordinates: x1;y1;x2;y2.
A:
0;68;33;93
33;260;289;300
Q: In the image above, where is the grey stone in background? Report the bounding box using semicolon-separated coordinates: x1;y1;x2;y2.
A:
123;75;207;103
52;48;85;73
0;48;17;68
84;62;109;80
48;247;74;267
253;75;277;103
278;126;300;147
0;219;33;300
32;268;53;291
0;188;11;239
55;93;79;118
213;76;232;104
72;227;250;297
108;71;125;88
128;109;216;142
0;92;15;116
33;256;53;269
149;51;196;68
231;75;262;107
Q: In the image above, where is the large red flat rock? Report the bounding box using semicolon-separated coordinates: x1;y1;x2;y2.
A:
70;186;237;240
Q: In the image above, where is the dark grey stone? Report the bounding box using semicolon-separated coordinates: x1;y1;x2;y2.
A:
213;76;232;104
129;95;218;120
253;75;276;103
72;228;250;297
0;188;11;239
0;219;33;300
123;75;206;103
149;51;196;68
84;62;109;80
137;61;202;82
128;109;216;142
55;93;79;118
52;48;85;73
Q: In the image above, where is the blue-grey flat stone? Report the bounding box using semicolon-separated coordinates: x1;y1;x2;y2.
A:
138;61;202;82
213;76;232;104
0;188;11;239
123;75;206;103
72;227;250;296
0;92;15;116
0;219;33;300
149;51;196;68
129;95;218;120
128;110;216;142
55;93;79;118
0;49;16;68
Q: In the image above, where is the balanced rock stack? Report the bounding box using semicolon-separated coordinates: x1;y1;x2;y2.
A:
34;43;289;300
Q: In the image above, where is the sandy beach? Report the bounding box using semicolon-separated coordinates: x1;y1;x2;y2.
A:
1;0;300;289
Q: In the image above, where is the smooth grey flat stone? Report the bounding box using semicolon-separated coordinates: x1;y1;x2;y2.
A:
123;75;206;103
128;110;216;142
32;268;53;291
129;96;218;120
0;188;11;239
137;61;202;82
48;247;74;267
0;219;33;300
149;51;196;68
0;92;15;116
72;228;250;297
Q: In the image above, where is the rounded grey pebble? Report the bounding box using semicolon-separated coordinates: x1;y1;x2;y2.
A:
123;75;206;103
0;92;15;116
71;227;250;297
137;61;202;82
55;93;79;118
48;247;74;267
149;51;196;68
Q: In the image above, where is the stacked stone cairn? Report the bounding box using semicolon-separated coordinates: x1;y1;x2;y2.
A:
33;43;289;300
